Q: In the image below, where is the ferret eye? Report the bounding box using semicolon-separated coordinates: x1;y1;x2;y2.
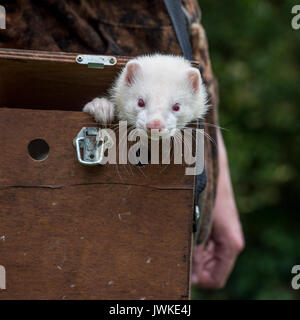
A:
137;98;145;108
172;103;180;112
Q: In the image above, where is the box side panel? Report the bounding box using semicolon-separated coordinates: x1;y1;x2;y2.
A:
0;108;194;299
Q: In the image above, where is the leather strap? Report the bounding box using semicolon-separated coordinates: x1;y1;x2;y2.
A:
163;0;193;60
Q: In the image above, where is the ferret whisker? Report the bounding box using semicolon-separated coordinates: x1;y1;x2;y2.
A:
181;130;193;160
181;125;216;146
187;121;227;131
202;122;227;131
136;163;147;177
202;131;217;146
114;162;123;182
179;126;197;144
127;162;134;176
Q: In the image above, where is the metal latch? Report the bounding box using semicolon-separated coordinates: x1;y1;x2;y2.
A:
193;205;201;233
73;127;113;166
76;54;117;69
193;202;205;245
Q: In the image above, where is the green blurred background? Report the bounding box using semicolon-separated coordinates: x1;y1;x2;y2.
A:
192;0;300;300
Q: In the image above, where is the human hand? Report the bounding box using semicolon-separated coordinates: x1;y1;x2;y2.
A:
192;191;244;288
192;130;244;288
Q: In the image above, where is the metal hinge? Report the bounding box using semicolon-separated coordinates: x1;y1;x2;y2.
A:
73;127;114;166
76;54;117;69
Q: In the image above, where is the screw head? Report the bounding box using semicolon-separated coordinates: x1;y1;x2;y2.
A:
109;57;116;64
76;56;83;63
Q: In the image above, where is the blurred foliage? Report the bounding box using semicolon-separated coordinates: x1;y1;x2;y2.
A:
192;0;300;300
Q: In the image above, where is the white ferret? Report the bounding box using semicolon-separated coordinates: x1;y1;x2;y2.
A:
83;54;208;138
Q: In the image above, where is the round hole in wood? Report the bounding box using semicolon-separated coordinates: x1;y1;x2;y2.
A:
27;139;49;161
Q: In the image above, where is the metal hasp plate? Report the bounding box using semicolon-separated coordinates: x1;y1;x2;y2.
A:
76;54;117;69
73;127;107;166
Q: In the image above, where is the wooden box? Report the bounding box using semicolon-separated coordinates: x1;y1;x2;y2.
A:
0;49;197;300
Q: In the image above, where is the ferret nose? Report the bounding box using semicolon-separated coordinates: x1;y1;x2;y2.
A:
146;120;165;131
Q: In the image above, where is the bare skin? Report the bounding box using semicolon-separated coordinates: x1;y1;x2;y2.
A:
192;129;245;288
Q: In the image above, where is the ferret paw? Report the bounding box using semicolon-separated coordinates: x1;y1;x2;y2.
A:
83;98;115;124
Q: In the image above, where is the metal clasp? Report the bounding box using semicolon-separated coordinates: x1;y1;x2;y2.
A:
73;127;112;166
76;55;117;69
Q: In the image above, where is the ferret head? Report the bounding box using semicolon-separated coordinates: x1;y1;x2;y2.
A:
111;55;208;138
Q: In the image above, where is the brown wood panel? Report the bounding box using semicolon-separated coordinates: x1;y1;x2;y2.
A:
0;108;194;299
0;58;121;111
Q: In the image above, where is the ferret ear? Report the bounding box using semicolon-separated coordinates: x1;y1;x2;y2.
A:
187;68;200;93
125;61;141;86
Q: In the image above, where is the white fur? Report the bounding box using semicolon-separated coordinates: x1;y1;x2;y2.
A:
83;97;115;124
83;54;208;137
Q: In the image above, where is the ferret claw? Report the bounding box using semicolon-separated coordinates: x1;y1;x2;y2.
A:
83;97;115;124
